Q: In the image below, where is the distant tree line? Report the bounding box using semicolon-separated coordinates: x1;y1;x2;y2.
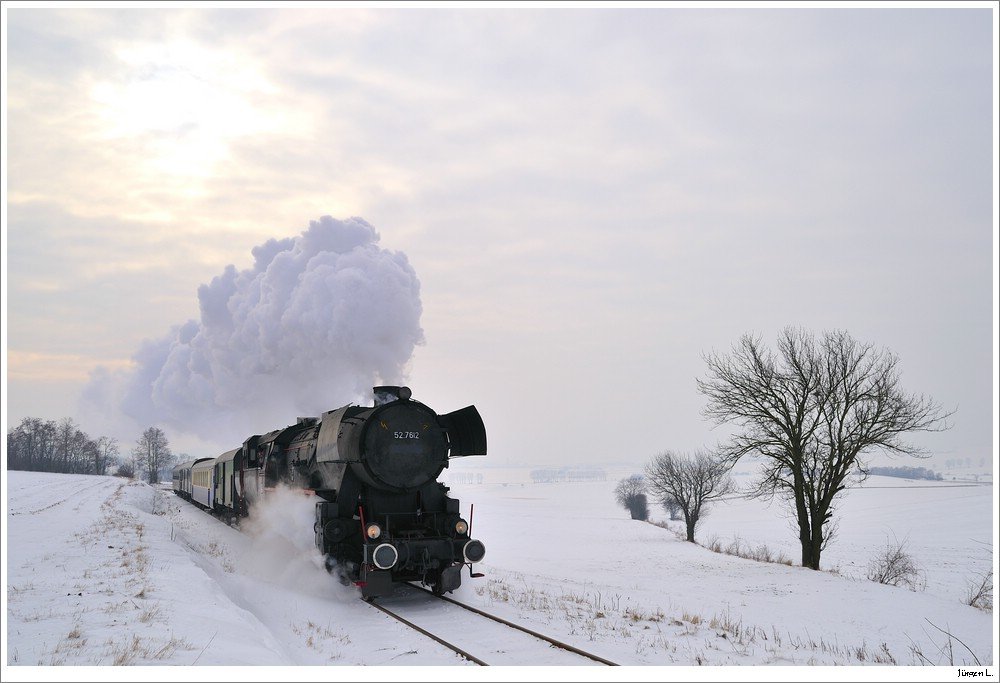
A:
7;416;176;484
868;465;942;481
944;457;988;470
6;417;119;476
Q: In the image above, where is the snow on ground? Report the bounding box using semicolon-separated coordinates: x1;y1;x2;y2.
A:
2;469;997;682
690;474;995;605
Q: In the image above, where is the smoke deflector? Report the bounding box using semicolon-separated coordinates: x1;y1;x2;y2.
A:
440;405;487;458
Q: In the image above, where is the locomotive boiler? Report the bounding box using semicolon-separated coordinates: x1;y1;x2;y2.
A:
173;386;487;599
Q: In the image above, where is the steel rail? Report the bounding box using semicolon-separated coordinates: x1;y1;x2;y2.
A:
366;598;488;666
408;583;619;666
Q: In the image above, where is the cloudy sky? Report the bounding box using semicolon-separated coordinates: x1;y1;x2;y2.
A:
3;6;996;471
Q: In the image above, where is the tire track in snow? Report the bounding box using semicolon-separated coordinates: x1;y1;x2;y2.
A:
8;478;119;516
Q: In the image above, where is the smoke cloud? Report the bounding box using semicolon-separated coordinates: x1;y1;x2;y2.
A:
85;216;423;443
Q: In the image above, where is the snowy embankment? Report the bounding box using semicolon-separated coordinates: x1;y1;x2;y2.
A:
3;470;995;678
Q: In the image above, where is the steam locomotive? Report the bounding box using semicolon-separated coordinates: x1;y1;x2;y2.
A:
171;386;487;599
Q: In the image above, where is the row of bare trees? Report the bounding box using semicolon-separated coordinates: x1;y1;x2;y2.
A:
7;417;176;484
615;327;950;572
6;417;119;476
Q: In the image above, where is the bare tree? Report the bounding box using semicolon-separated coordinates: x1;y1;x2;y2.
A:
698;327;950;570
6;417;50;470
645;450;734;542
662;496;682;521
56;417;77;472
95;436;119;476
613;474;649;520
132;427;173;484
53;417;95;473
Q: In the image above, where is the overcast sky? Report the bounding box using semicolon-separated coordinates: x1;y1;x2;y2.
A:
3;5;996;472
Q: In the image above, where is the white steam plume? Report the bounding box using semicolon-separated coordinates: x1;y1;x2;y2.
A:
87;215;423;442
238;485;355;601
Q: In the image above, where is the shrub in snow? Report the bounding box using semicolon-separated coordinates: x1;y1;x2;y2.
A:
866;536;925;591
614;475;648;521
964;568;993;612
629;494;649;521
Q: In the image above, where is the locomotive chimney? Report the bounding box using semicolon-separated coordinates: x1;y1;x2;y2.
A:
373;385;411;405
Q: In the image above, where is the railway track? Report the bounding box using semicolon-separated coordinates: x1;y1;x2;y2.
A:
167;488;615;664
367;583;618;666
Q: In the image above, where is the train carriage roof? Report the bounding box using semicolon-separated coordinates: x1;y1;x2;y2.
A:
191;457;216;471
215;448;240;464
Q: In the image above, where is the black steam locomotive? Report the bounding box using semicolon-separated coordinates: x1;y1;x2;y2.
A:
172;386;487;599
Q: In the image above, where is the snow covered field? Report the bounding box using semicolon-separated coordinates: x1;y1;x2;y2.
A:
3;469;996;681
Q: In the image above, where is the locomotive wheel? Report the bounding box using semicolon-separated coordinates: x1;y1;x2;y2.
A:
325;556;350;585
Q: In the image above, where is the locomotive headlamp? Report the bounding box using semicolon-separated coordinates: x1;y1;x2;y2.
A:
463;540;486;564
455;519;469;536
372;543;398;570
366;523;382;540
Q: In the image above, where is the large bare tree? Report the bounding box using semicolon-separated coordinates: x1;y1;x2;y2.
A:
697;327;950;570
132;427;174;484
645;450;734;542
